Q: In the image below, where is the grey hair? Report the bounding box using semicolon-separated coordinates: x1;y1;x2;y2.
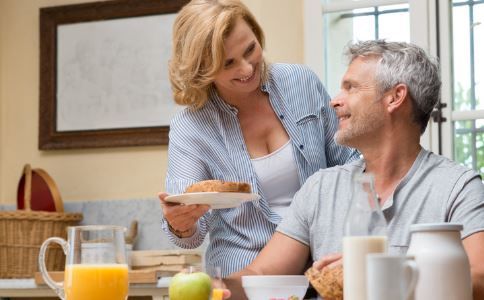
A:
344;40;441;134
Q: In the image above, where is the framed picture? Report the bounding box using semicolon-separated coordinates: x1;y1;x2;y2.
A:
39;0;189;150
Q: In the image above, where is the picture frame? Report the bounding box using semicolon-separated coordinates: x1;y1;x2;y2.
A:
39;0;189;150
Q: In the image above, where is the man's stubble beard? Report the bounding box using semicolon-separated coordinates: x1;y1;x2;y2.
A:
334;103;385;147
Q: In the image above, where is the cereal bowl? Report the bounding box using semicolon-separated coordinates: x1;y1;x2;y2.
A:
242;275;309;300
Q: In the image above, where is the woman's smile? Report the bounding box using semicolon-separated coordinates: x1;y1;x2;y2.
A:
235;65;257;84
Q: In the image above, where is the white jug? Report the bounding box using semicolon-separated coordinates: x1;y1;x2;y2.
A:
407;223;472;300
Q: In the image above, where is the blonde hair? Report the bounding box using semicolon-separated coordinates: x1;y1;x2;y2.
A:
169;0;267;108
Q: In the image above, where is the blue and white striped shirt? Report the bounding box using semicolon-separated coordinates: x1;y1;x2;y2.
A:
161;63;359;277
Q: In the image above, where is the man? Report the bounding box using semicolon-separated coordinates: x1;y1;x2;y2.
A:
224;40;484;299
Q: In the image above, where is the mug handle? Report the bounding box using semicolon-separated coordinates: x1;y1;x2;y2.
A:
38;237;68;300
403;259;419;300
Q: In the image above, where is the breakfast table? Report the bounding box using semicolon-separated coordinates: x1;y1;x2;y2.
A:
0;277;171;300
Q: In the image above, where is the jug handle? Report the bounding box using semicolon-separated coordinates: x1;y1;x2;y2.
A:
38;237;68;300
404;259;419;300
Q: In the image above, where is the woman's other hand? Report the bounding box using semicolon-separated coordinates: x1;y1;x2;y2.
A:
159;192;210;237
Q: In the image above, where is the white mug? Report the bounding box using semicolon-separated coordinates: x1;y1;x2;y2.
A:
366;254;419;300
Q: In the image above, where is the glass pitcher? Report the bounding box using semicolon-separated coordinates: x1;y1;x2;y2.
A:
38;225;129;300
343;173;388;300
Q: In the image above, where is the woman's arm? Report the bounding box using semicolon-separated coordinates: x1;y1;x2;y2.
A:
161;133;212;248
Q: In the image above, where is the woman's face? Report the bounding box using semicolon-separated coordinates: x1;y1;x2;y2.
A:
213;17;263;98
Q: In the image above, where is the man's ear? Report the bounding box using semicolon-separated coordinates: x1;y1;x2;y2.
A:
386;83;408;113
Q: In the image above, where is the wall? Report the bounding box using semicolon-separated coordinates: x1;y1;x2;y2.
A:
245;0;303;64
0;0;4;202
0;0;303;204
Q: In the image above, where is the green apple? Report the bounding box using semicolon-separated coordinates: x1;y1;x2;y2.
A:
169;270;212;300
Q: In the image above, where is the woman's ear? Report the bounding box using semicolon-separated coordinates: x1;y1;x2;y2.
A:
386;83;408;113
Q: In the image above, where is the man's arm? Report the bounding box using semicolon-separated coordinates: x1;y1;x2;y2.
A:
463;232;484;299
225;232;310;300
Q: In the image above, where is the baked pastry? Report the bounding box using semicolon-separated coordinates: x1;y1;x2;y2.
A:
305;264;343;300
185;180;251;193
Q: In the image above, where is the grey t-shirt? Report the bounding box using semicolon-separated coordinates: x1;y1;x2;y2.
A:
277;149;484;261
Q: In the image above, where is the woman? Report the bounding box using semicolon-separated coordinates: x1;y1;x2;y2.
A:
160;0;358;277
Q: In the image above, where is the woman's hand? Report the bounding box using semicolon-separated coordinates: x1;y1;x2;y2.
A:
159;192;210;237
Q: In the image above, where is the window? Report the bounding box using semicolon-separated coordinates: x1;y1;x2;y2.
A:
321;1;410;96
451;0;484;174
306;0;484;176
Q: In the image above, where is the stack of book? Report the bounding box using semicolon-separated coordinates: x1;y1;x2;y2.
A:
130;250;202;275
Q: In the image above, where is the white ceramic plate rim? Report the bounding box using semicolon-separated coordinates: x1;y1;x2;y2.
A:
165;192;260;209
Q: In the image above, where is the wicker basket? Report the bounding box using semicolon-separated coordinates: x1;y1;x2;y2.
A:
0;164;83;278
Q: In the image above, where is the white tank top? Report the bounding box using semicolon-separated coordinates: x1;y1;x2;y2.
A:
251;140;301;218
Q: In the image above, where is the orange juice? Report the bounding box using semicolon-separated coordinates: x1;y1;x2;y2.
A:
212;288;224;300
64;264;128;300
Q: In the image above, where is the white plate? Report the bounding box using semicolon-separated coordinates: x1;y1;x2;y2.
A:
165;192;260;209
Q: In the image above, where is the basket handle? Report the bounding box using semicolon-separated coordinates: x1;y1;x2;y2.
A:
23;164;32;211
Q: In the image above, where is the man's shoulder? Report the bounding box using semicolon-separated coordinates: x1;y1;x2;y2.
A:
406;150;483;201
321;159;364;173
423;150;481;180
306;159;364;186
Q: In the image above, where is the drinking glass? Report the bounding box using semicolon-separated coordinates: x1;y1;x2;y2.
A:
343;173;388;300
212;266;224;300
38;225;129;300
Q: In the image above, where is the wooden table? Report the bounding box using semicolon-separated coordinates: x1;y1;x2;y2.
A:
0;271;171;300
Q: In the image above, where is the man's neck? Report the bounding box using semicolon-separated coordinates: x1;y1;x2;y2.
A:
362;142;422;203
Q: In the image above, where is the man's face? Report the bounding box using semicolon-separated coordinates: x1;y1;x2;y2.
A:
331;57;386;147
